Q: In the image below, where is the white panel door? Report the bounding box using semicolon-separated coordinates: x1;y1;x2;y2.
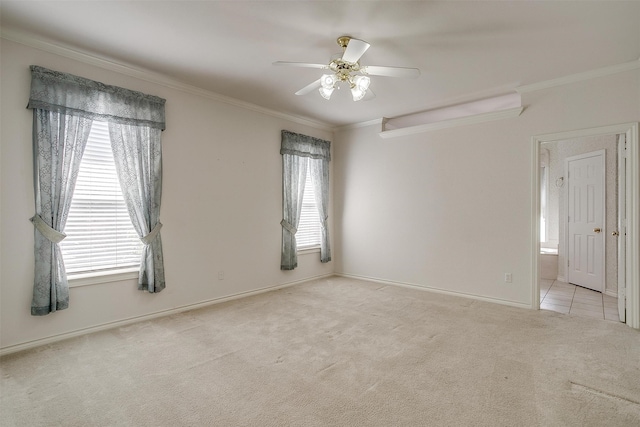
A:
567;150;605;292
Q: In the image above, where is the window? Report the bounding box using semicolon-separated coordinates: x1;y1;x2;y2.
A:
296;163;322;249
29;65;166;314
280;129;330;270
60;121;142;275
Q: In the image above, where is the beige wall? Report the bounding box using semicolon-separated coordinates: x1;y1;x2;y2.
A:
0;39;334;350
333;70;639;307
2;37;639;350
544;135;619;294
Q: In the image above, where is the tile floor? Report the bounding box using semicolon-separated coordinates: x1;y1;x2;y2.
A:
540;279;620;322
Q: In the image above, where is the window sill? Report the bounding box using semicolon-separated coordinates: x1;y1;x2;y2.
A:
68;268;139;288
297;246;320;255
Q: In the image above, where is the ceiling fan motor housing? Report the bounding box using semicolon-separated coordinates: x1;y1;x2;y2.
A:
330;59;361;83
337;36;351;49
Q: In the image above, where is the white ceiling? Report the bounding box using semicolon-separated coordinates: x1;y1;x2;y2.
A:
2;1;639;127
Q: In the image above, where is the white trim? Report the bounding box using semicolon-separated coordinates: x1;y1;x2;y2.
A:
0;29;332;132
517;59;640;94
618;133;627;322
378;107;523;139
531;123;639;329
0;273;334;356
68;268;139;288
532;138;541;309
297;246;321;255
626;124;640;329
532;124;637;143
334;118;384;132
335;273;531;310
605;289;618;298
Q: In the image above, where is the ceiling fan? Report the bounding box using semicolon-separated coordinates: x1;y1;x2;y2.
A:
273;36;420;101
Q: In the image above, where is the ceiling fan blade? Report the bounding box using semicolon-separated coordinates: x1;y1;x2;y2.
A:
360;65;420;78
273;61;328;69
341;38;370;63
295;79;322;96
362;89;376;101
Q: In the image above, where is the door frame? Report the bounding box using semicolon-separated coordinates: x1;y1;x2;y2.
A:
564;149;606;292
618;135;627;322
531;122;639;329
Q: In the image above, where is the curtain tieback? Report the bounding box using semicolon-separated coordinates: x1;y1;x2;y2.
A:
30;215;66;243
141;222;163;245
280;219;297;235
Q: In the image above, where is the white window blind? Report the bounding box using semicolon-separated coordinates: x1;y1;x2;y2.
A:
296;162;322;249
61;121;142;275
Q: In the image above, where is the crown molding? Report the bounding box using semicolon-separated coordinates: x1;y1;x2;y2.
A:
1;29;333;132
333;118;384;132
379;107;523;139
516;58;640;94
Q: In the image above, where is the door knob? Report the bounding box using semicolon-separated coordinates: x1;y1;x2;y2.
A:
612;231;619;236
594;228;601;233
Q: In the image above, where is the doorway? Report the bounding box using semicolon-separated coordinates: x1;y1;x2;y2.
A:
531;123;639;329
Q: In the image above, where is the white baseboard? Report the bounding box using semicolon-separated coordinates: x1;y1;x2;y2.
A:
335;273;532;310
557;275;567;283
0;273;334;357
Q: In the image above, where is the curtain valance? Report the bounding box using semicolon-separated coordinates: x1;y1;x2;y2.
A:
280;130;331;161
27;65;166;130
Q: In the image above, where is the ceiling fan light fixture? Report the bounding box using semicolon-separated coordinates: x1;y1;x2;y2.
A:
351;87;366;101
351;75;370;101
354;75;371;91
319;86;334;100
320;74;337;89
275;36;418;102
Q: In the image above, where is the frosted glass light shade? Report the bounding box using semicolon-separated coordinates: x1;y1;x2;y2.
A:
351;75;370;101
319;86;334;100
320;74;337;89
354;75;370;91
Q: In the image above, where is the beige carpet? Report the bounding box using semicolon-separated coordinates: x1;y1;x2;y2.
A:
1;276;639;426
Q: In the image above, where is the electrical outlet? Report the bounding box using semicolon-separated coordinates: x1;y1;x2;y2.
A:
218;271;224;280
504;273;512;283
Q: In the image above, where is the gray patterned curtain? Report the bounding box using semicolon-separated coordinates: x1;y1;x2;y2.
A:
109;123;165;292
27;66;167;314
280;130;331;270
310;158;331;263
29;109;93;315
280;154;308;270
